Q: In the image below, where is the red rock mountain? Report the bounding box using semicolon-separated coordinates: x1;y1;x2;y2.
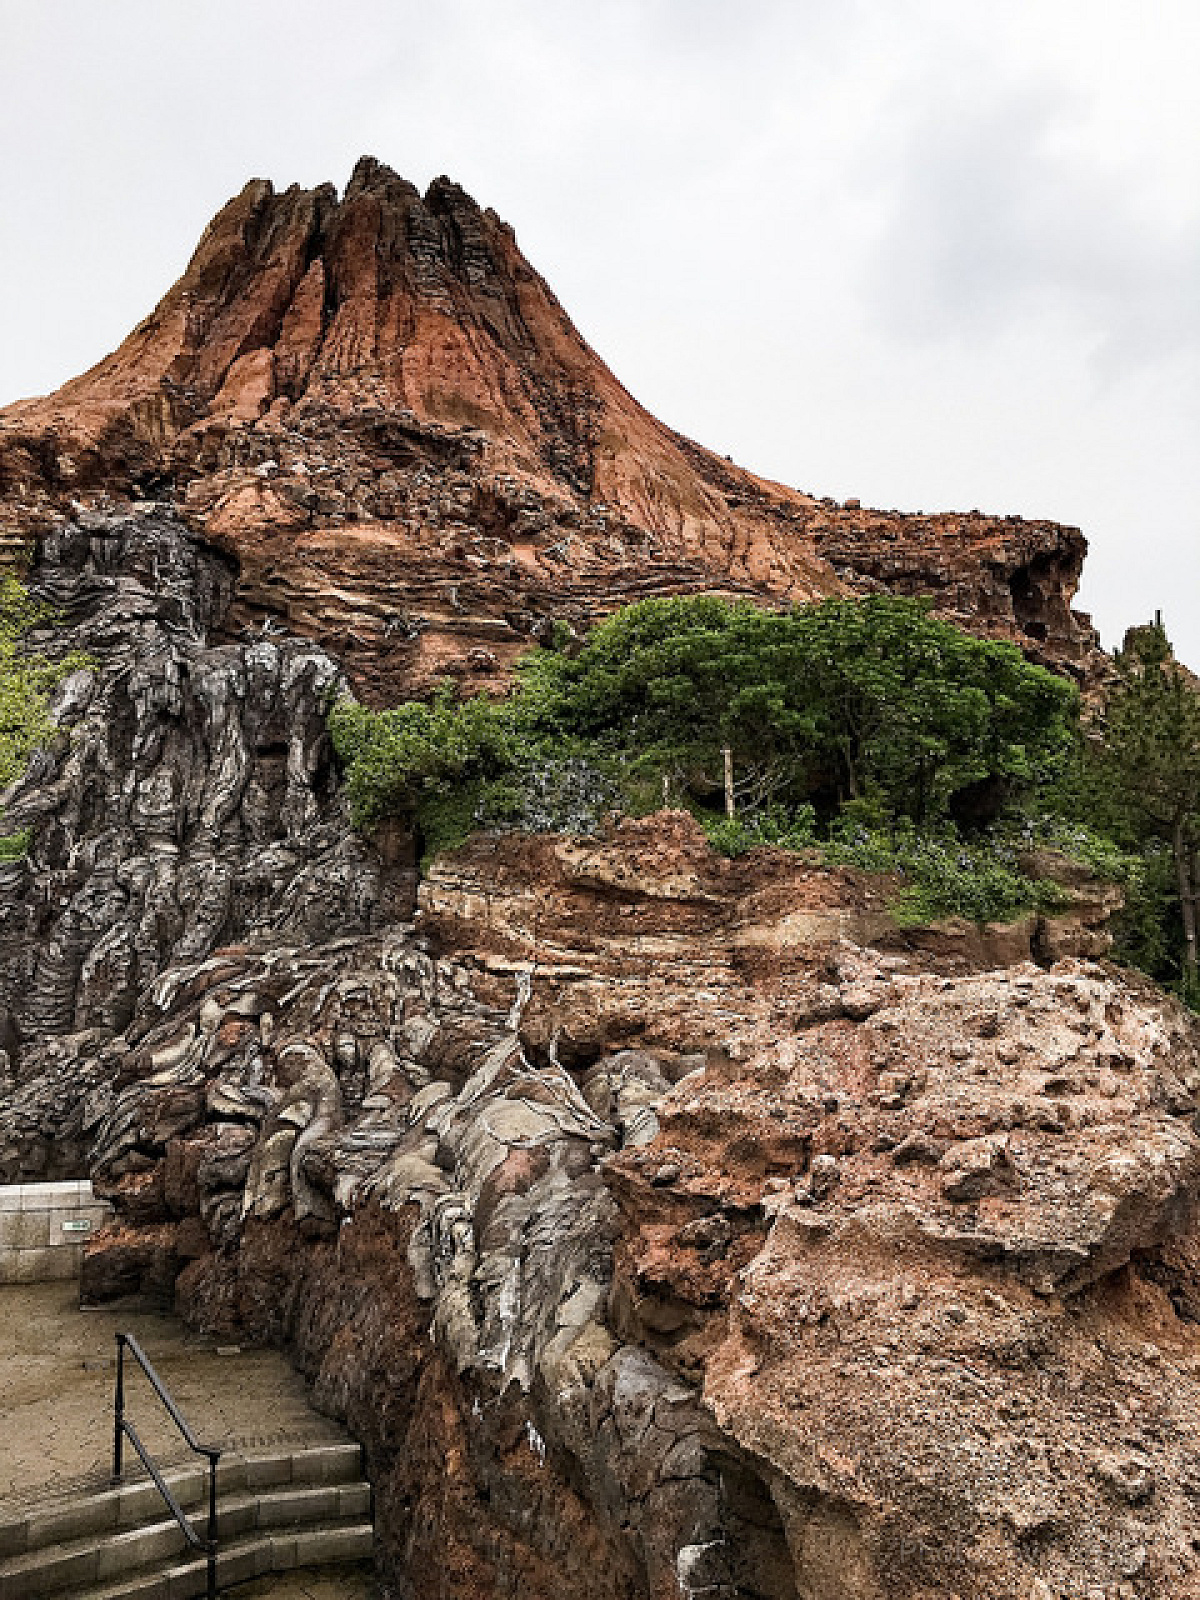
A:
0;156;1096;698
8;162;1200;1600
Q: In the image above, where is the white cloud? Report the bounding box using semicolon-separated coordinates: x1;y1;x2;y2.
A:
1;0;1197;662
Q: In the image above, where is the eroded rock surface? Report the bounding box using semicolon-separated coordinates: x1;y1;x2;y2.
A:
64;925;793;1598
0;508;410;1178
0;161;1192;1600
609;956;1200;1598
9;699;1200;1596
0;158;1098;701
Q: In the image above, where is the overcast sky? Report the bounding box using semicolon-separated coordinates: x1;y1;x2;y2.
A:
3;1;1198;663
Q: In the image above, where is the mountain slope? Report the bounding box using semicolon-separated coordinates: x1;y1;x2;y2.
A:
0;157;1095;700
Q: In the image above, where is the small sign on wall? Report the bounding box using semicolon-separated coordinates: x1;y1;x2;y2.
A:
61;1219;92;1234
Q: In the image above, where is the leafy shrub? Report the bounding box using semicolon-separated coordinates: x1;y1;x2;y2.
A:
412;783;492;868
0;577;91;856
0;827;30;863
328;596;1083;932
703;804;818;858
824;822;1066;926
410;755;619;870
327;688;513;828
704;803;1063;924
493;752;620;836
1021;813;1179;985
1;577;80;790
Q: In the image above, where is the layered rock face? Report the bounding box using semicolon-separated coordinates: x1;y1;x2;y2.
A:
0;157;1096;700
0;160;1185;1600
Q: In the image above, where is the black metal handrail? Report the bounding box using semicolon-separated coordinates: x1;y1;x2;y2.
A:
112;1331;222;1600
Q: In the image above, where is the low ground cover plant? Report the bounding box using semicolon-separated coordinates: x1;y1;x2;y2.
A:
0;577;89;860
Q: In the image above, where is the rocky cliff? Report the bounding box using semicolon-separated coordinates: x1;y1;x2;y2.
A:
2;162;1189;1600
0;157;1095;700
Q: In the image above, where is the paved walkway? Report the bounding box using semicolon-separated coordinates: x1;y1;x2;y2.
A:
0;1282;346;1504
233;1564;379;1597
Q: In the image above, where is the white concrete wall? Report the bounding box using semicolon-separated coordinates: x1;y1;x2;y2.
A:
0;1181;114;1283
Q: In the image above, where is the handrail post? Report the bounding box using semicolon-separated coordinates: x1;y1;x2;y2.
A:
110;1330;224;1594
205;1447;221;1600
112;1333;126;1482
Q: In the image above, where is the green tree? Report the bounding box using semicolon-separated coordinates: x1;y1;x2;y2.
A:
1091;620;1200;997
514;594;823;810
0;576;90;857
327;594;1082;931
515;594;1077;828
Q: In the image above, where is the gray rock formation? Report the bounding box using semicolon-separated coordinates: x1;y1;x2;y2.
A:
0;506;411;1177
1;509;792;1597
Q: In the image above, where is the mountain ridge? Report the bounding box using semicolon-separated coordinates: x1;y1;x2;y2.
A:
0;156;1096;702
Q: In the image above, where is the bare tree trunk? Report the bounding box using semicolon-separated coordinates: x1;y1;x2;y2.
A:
1174;816;1198;994
723;747;735;819
1187;840;1200;1000
841;737;859;802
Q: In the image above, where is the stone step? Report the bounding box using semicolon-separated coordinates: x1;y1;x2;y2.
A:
0;1440;365;1558
0;1482;373;1599
72;1523;375;1600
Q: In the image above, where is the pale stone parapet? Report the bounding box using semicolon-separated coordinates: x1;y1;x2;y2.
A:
0;1180;113;1283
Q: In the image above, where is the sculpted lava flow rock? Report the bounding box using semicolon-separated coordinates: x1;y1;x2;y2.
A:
0;161;1189;1600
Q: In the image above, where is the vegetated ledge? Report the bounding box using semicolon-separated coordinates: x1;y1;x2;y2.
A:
413;811;1125;1043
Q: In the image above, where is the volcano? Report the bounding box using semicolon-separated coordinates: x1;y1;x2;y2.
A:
0;156;1095;698
5;160;1196;1600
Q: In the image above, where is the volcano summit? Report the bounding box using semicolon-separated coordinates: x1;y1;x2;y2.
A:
0;157;1095;701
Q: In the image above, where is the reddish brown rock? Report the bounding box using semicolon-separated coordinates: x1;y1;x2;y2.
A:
11;788;1197;1598
177;1206;648;1600
0;158;1097;701
416;812;1108;1057
80;1221;179;1305
1;159;1164;1600
606;952;1200;1598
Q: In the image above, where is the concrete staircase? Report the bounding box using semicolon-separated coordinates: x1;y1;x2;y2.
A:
0;1440;374;1598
